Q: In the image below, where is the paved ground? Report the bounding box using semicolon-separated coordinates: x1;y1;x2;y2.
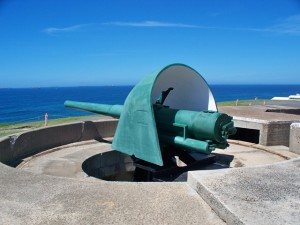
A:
188;158;300;225
1;158;225;225
7;139;298;225
219;106;300;121
262;100;300;108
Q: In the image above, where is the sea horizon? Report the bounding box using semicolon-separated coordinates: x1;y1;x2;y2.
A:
0;84;299;124
1;83;300;90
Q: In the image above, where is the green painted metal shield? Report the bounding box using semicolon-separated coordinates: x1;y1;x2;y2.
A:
112;63;217;166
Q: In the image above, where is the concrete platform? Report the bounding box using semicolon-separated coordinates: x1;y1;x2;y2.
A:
220;105;300;122
1;160;225;225
188;158;300;225
11;139;299;225
1;117;300;224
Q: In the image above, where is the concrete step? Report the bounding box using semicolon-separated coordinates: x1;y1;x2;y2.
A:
188;158;300;225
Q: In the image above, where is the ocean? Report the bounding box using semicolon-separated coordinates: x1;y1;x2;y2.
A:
0;85;299;124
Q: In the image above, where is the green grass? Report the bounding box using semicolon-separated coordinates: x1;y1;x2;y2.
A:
0;115;100;137
0;115;97;129
217;99;270;107
0;131;20;137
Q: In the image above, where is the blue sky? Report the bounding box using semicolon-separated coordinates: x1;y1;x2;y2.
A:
0;0;300;88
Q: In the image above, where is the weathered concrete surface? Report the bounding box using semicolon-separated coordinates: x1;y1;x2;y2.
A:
17;140;113;178
290;123;300;154
0;163;225;225
219;106;300;121
17;140;135;180
188;158;300;225
227;140;299;161
214;142;298;168
0;119;225;225
18;140;298;179
13;139;299;224
0;118;117;165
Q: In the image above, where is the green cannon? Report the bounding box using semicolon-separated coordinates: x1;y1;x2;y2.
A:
65;64;236;172
65;100;235;153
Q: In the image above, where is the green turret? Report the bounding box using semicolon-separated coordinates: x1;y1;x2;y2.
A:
65;64;236;167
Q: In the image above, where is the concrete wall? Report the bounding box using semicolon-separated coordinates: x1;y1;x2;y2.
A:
260;121;291;147
233;118;264;131
0;119;118;165
233;118;292;147
290;123;300;154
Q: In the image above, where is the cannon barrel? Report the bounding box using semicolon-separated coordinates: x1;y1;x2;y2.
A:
64;100;236;153
64;100;123;118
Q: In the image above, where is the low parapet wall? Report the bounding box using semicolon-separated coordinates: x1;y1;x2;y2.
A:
233;117;293;147
290;123;300;154
0;119;118;166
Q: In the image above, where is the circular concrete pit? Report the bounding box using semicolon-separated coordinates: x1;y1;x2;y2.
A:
82;149;136;181
1;118;297;182
1;119;299;224
10;125;296;182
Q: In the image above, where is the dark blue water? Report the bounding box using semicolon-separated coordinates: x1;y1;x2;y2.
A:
0;86;133;124
0;85;299;124
211;85;300;102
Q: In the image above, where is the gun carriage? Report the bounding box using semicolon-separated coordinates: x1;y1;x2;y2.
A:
65;64;236;181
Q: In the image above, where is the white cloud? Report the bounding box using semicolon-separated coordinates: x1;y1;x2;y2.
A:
232;14;300;35
43;24;87;34
42;21;209;35
270;14;300;35
43;15;300;36
102;21;200;28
